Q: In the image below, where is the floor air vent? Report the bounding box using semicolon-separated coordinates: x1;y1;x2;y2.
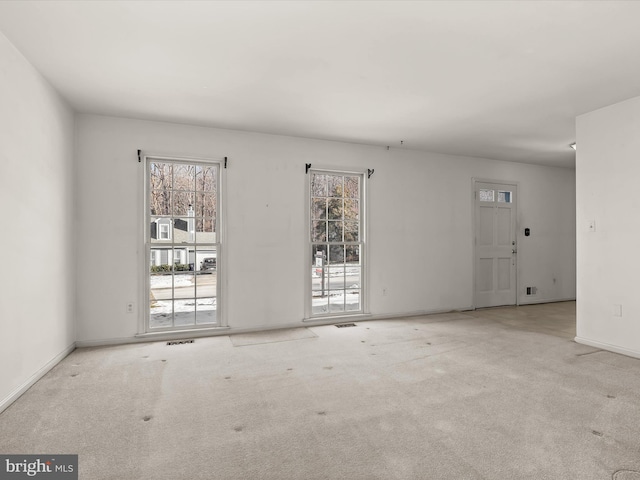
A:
167;339;194;346
336;323;357;328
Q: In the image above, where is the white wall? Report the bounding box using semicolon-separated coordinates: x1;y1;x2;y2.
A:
576;95;640;357
0;32;75;411
75;114;576;345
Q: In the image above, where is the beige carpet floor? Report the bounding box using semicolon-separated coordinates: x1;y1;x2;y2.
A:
2;301;640;479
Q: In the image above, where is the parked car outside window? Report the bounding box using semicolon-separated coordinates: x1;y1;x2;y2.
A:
201;257;216;272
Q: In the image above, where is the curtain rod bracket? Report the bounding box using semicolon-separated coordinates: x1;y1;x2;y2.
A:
224;157;228;169
137;149;141;163
368;168;374;179
305;163;311;174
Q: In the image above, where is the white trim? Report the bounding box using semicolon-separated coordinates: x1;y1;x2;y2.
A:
142;153;225;333
78;305;480;348
575;336;640;360
519;297;576;305
78;328;231;348
0;342;76;415
305;167;368;320
73;297;577;350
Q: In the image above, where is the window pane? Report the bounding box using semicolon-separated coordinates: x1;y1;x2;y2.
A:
311;244;328;311
150;163;172;190
173;192;195;216
150;190;171;216
311;174;328;197
149;247;173;329
311;267;327;290
328;198;343;220
346;245;360;264
195;192;216;219
149;299;172;329
174;271;195;298
150;218;172;243
312;296;329;315
345;266;361;289
173;218;194;243
328;221;343;242
196;166;217;192
312;198;327;219
329;245;345;265
479;189;494;202
312;244;327;265
327;265;345;292
173;164;195;191
174;299;195;326
196;218;216;243
345;289;361;311
312;221;327;242
196;298;216;325
344;176;359;198
196;246;217;276
329;290;345;312
344;199;359;220
328;175;343;197
344;221;359;242
497;191;512;203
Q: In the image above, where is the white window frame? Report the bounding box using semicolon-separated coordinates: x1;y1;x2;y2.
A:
305;167;368;320
141;154;226;334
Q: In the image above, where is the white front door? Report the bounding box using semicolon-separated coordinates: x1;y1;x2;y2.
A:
474;181;517;308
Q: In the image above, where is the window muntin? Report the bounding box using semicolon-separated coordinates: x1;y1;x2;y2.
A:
147;159;220;330
310;171;363;316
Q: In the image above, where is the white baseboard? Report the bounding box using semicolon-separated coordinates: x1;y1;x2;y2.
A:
518;297;576;306
77;326;231;348
574;336;640;360
0;342;76;415
74;301;571;349
77;307;478;348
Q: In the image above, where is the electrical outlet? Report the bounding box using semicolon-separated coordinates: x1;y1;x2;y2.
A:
587;220;596;232
613;304;622;317
126;302;134;314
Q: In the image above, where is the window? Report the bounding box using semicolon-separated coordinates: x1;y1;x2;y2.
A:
479;189;495;202
479;188;513;204
497;191;512;203
146;158;221;331
159;223;171;240
309;171;364;316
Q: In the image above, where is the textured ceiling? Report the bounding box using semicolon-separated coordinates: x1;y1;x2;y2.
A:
2;1;640;168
